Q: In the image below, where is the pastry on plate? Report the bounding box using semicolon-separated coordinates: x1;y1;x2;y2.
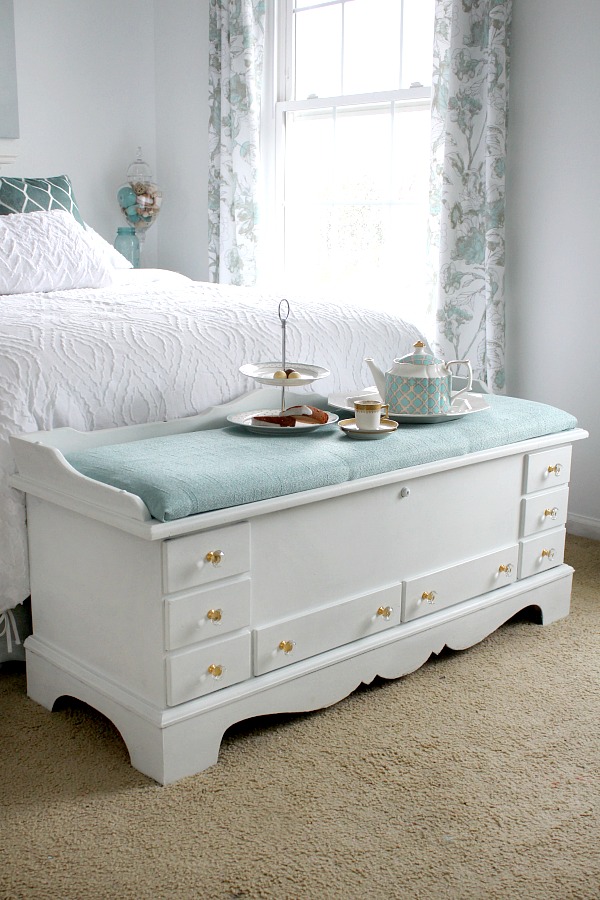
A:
251;414;296;427
250;405;329;428
284;405;329;424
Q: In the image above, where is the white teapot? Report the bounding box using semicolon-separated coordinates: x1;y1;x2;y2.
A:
365;341;473;416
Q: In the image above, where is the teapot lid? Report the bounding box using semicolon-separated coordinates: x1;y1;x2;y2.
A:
397;340;440;366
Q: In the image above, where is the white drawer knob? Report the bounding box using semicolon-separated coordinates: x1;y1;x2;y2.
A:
376;605;393;619
278;640;295;654
204;549;225;566
544;507;559;520
207;664;225;679
421;591;436;604
541;548;556;561
547;463;562;476
498;563;513;576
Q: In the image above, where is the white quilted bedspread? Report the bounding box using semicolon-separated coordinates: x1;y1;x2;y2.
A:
0;270;423;612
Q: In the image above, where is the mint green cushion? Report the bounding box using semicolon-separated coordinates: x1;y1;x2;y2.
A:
0;175;84;225
64;395;577;523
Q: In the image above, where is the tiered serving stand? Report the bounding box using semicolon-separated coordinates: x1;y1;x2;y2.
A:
230;300;337;434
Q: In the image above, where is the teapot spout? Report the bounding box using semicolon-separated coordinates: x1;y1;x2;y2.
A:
364;358;386;400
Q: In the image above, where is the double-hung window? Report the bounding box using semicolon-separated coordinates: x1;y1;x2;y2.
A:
265;0;435;329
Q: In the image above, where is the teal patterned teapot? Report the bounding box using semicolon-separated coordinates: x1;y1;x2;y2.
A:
365;341;473;416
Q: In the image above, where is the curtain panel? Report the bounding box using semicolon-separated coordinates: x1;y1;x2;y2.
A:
208;0;265;286
429;0;512;392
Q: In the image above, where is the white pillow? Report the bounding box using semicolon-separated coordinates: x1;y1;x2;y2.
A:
84;224;133;269
0;209;115;294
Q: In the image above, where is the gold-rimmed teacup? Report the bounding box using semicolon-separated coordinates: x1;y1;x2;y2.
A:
354;399;389;431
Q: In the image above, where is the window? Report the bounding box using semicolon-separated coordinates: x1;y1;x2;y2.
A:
264;0;435;330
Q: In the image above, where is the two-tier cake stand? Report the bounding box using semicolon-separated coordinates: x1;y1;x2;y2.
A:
229;300;336;434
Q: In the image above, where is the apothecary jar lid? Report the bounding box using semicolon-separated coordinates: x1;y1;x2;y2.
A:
126;147;154;185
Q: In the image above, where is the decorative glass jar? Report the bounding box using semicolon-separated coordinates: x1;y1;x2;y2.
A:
114;226;140;268
116;147;162;259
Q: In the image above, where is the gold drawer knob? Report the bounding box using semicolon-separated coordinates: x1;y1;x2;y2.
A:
544;507;559;520
278;640;295;654
547;463;562;476
205;549;225;566
376;605;393;619
541;548;556;560
206;608;222;623
498;563;513;575
207;664;224;678
421;591;436;604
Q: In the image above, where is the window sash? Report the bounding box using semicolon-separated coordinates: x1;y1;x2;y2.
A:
286;0;432;100
260;0;433;300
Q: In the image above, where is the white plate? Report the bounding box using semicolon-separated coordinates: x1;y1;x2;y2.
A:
328;388;490;423
338;418;398;440
239;362;330;386
227;409;339;435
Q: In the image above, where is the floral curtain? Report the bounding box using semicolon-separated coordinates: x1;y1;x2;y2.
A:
208;0;265;285
429;0;512;392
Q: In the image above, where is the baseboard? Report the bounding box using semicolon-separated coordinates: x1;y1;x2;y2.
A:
567;513;600;542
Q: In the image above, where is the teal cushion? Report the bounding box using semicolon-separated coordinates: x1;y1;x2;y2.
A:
0;175;84;225
64;395;578;523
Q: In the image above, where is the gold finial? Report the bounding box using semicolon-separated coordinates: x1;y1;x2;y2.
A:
414;340;425;348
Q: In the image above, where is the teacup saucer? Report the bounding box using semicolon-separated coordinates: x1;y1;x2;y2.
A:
338;418;398;440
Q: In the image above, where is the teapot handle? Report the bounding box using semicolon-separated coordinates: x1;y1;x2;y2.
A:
446;359;473;401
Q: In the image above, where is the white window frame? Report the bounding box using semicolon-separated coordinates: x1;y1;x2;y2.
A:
259;0;433;295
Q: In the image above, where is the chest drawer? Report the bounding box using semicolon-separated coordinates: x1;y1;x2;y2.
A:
163;522;250;595
523;446;572;494
164;576;251;651
518;527;566;579
521;485;569;537
402;545;519;622
253;584;401;676
166;630;252;706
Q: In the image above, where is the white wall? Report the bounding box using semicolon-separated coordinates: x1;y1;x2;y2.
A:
7;0;210;276
154;0;209;281
505;0;600;538
9;0;159;265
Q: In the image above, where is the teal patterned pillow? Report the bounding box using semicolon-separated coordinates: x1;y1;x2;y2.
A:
0;175;84;225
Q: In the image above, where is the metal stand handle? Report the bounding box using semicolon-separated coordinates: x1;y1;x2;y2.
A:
278;299;290;412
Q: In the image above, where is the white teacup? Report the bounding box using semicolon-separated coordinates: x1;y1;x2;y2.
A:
354;399;389;431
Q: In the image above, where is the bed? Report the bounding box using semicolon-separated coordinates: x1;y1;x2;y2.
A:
0;194;425;662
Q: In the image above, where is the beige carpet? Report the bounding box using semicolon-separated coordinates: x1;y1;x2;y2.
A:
1;535;598;900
